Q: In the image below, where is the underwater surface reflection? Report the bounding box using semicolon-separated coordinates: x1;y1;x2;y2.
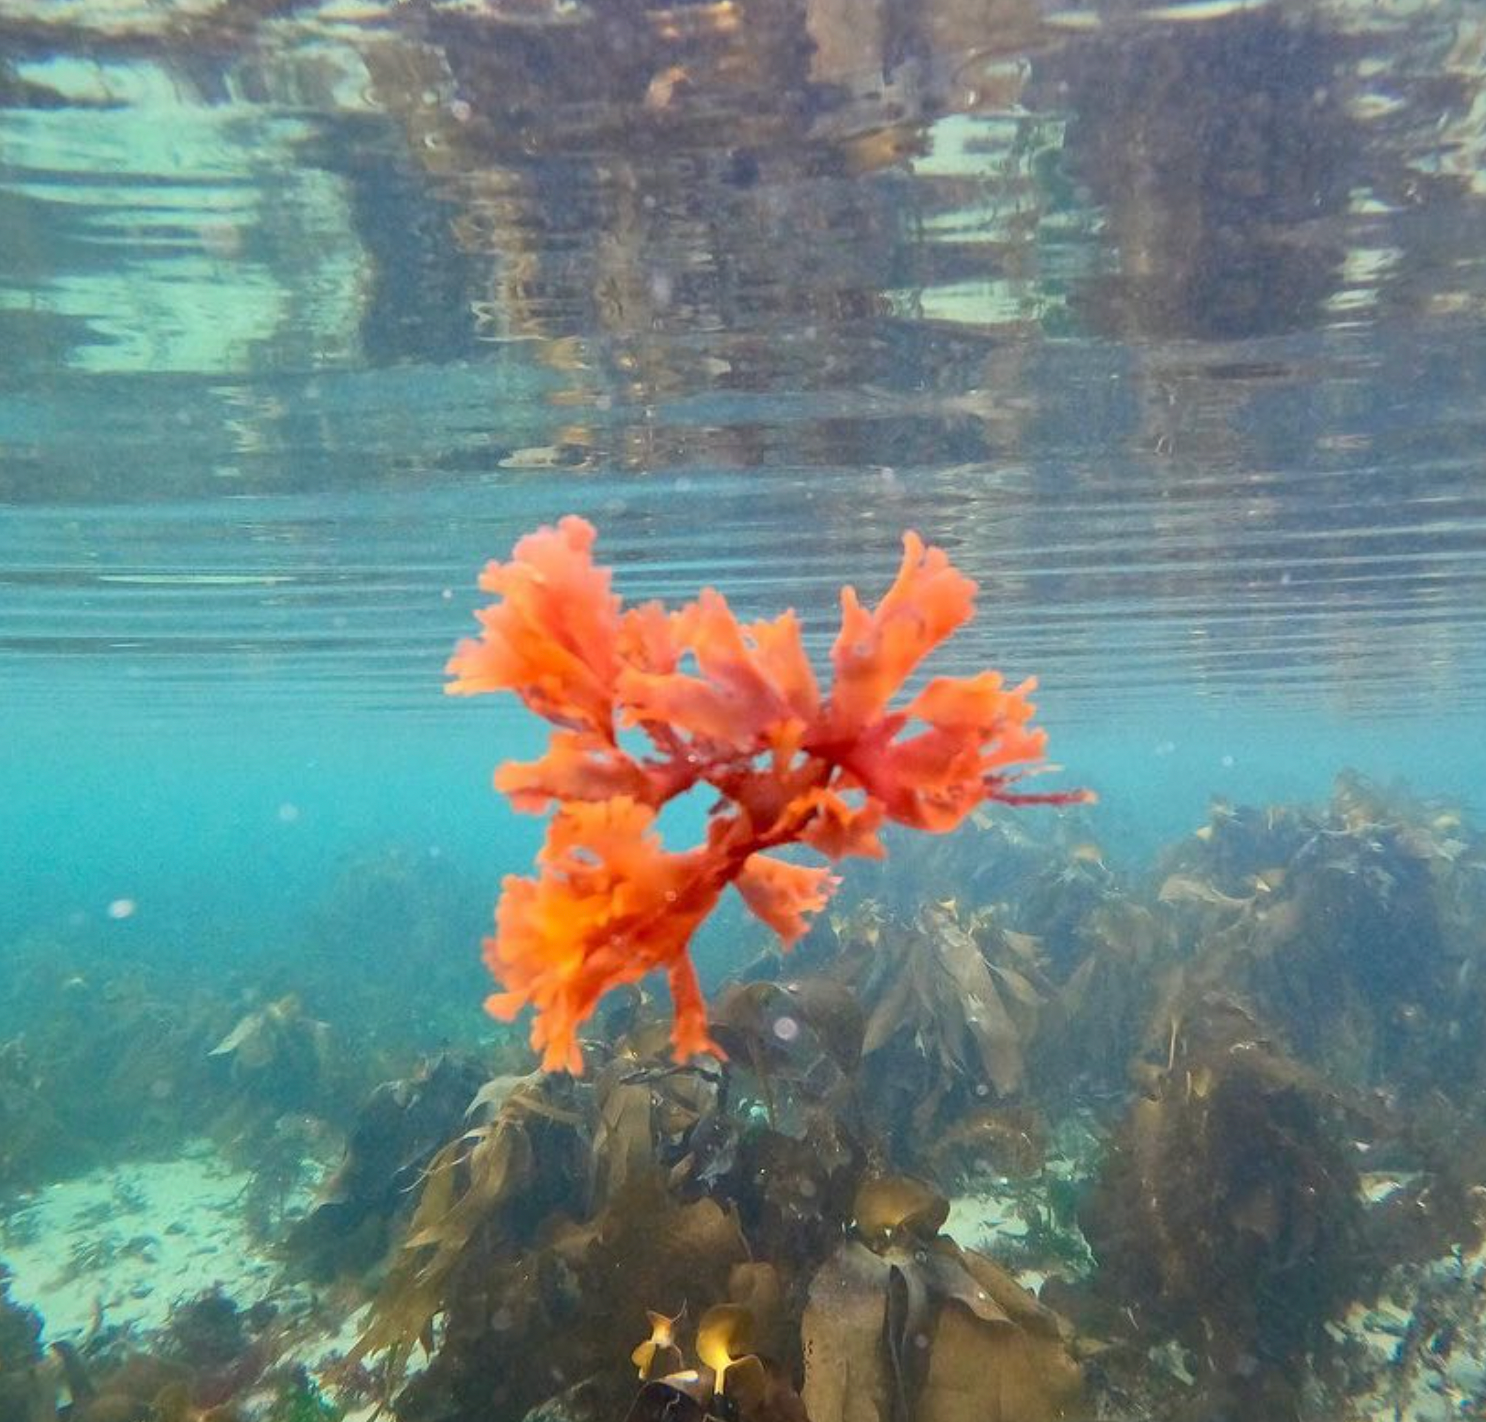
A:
2;0;1485;724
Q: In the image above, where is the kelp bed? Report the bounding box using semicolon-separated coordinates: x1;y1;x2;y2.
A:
5;773;1486;1422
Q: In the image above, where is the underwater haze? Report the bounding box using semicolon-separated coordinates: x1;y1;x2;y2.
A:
3;2;1486;1421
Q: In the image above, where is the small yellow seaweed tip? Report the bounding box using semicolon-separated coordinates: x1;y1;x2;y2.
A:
631;1306;685;1380
695;1304;756;1397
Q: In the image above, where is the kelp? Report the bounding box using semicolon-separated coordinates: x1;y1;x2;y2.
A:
618;1263;805;1422
589;1063;661;1211
1155;796;1315;904
1005;851;1123;982
345;1072;586;1385
710;978;863;1088
0;959;248;1188
346;1014;842;1422
848;804;1073;919
852;1175;949;1245
0;1335;270;1422
0;882;477;1196
1146;774;1476;1101
1033;900;1175;1101
287;1054;489;1279
822;900;1048;1158
630;1307;685;1382
345;1117;533;1380
337;957;882;1422
394;1172;755;1422
1070;778;1486;1418
708;976;864;1133
210;995;333;1110
587;978;873;1263
921;1106;1048;1184
801;1176;1082;1422
1081;1006;1363;1418
0;1038;65;1190
0;1264;47;1422
567;1176;752;1358
17;770;1482;1422
732;1100;866;1270
601;1024;732;1198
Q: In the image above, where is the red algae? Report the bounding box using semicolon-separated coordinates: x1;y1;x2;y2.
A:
447;515;1089;1073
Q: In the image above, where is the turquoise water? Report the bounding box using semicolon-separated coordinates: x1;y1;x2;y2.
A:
4;3;1486;1421
4;707;1481;970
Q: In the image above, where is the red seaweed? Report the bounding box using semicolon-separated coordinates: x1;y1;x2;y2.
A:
448;516;1089;1072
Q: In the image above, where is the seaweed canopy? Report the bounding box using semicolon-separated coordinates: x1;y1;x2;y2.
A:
448;516;1088;1073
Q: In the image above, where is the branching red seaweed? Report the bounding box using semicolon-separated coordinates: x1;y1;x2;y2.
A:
447;515;1090;1072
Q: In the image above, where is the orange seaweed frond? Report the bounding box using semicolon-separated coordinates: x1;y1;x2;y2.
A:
825;531;976;735
485;798;726;1072
493;730;663;813
619;592;820;751
735;854;840;945
445;515;622;736
837;672;1051;833
450;517;1089;1071
796;788;887;860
